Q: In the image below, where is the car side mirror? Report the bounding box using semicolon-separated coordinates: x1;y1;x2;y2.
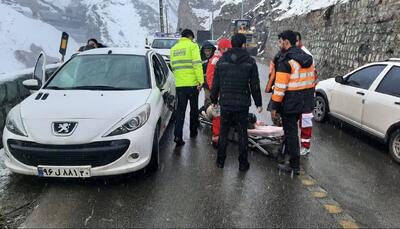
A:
335;75;345;84
23;79;40;91
145;45;151;49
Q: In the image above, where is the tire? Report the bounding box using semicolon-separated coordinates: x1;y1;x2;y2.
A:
169;97;178;124
146;124;160;173
313;95;328;122
389;129;400;164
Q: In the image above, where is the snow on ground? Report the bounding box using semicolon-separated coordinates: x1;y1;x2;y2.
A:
273;0;349;20
41;0;74;10
191;0;245;30
0;63;62;84
0;0;181;76
251;0;266;13
192;8;213;30
222;0;242;7
0;4;79;75
85;0;148;48
144;0;179;32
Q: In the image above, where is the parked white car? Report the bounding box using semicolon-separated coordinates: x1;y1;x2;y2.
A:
314;59;400;163
146;37;179;63
2;48;176;178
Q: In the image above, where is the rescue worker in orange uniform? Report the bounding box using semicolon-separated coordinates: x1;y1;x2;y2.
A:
270;30;316;175
206;38;232;147
295;32;317;156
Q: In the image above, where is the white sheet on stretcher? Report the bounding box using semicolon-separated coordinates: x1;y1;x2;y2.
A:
247;125;284;137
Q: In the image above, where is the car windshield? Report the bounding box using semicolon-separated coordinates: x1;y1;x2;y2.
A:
151;39;178;49
207;40;217;46
45;55;150;91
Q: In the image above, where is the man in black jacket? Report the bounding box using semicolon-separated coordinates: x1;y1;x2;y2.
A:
210;34;262;171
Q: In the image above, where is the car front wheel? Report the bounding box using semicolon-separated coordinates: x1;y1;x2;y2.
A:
314;95;328;122
389;129;400;164
146;124;160;173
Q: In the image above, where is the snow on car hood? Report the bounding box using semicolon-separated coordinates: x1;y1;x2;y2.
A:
21;89;152;120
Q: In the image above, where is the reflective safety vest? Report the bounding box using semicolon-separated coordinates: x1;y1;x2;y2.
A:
170;37;204;87
265;61;276;93
272;60;317;103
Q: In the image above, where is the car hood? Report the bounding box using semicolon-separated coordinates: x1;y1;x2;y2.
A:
21;89;152;119
316;78;336;90
153;49;170;56
19;89;152;144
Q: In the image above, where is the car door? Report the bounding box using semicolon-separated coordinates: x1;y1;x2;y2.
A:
156;53;176;103
362;65;400;138
33;52;47;87
330;64;387;127
152;54;170;133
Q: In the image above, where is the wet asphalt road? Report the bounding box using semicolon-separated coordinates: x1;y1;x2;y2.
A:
1;62;400;228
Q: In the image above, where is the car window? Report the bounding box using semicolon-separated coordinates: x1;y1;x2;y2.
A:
156;53;169;76
152;55;166;88
151;39;178;49
376;66;400;97
345;65;386;90
45;66;60;82
45;55;150;90
33;54;45;82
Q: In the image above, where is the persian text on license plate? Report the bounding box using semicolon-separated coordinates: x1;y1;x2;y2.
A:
37;166;91;178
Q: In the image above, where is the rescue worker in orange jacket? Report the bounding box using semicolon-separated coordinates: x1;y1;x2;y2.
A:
265;51;282;127
295;32;317;156
265;52;280;94
270;30;316;175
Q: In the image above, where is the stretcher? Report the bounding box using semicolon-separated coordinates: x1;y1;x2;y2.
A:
199;106;285;157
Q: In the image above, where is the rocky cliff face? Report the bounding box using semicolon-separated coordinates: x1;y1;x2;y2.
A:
177;0;258;38
251;0;400;79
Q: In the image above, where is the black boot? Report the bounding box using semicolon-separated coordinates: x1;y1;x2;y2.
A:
239;162;250;171
190;130;198;138
278;163;300;175
174;137;185;147
216;158;225;168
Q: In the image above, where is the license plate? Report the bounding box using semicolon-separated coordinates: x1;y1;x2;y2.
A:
37;166;91;178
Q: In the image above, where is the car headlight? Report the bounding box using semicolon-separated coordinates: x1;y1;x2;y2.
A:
5;106;28;137
105;104;151;137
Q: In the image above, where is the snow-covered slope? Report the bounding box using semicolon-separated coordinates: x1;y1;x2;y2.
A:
0;0;180;76
0;3;79;75
252;0;349;21
81;0;179;47
191;0;252;30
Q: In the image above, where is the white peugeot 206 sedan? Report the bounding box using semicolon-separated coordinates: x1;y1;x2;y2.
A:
314;59;400;163
2;48;176;178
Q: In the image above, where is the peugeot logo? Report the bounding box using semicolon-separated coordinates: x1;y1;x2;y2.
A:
52;122;78;136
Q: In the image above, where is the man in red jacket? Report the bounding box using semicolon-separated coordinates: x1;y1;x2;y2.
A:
206;38;232;147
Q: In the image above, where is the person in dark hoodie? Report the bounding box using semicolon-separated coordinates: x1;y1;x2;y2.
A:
200;41;217;110
210;34;262;171
270;30;316;175
78;38;107;52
